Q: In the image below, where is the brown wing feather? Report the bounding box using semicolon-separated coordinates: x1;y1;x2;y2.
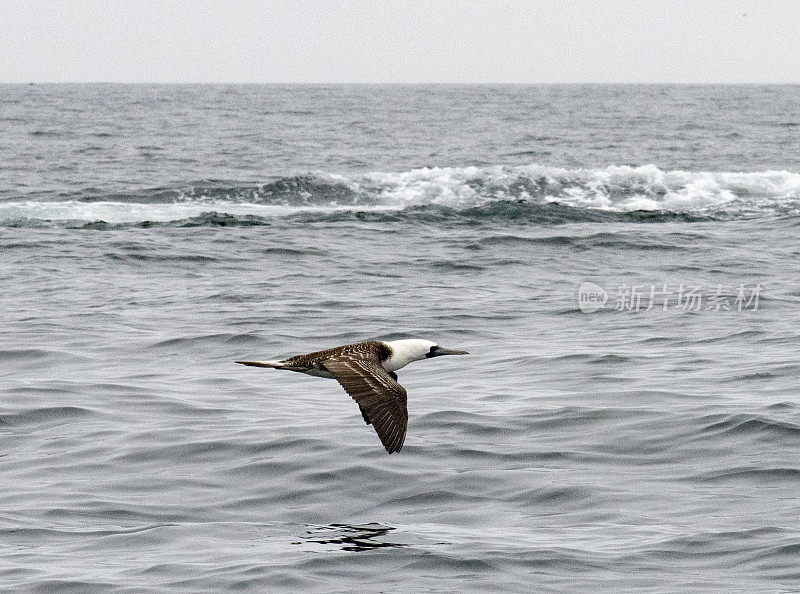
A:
279;341;390;368
324;354;408;454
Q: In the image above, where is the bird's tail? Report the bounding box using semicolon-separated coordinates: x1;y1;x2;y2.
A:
234;360;285;369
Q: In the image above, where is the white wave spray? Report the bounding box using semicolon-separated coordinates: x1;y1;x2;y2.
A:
2;165;799;224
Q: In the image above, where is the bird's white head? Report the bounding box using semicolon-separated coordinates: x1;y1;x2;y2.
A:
382;339;469;372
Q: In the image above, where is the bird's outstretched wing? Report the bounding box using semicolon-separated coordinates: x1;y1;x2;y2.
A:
324;355;408;453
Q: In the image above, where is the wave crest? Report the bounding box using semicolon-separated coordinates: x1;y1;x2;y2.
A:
362;164;800;212
2;164;799;226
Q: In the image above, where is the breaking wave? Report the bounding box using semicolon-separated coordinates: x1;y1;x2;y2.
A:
3;164;799;226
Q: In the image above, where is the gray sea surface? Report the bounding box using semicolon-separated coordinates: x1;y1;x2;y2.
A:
1;84;800;592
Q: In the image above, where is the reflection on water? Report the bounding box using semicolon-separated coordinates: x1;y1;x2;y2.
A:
301;523;404;552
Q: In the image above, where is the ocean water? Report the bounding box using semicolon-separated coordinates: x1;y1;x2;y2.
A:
1;84;800;592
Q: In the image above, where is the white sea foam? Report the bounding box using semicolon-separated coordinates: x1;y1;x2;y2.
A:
361;164;800;212
0;200;392;225
2;165;799;224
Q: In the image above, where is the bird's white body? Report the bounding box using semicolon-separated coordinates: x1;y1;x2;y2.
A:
382;339;438;372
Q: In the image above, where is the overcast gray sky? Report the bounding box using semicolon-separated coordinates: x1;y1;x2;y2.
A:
2;0;799;83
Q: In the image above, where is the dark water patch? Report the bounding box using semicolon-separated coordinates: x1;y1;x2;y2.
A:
766;401;798;411
480;257;532;266
300;523;403;552
401;553;497;573
751;541;800;560
587;354;631;364
113;439;270;464
404;547;603;573
0;524;173;542
152;333;265;349
0;406;97;428
666;231;709;241
492;353;580;369
104;250;219;263
553;305;619;316
455;201;726;225
448;447;577;463
60;213;273;230
693;329;765;344
428;261;485;272
118;400;237;420
507;485;595;506
385;490;489;507
65;176;360;206
26;580;114;593
260;246;324;256
516;406;623;430
627;531;773;564
476;234;577;247
28;129;67;138
503;149;553;157
176;212;271;228
359;269;403;278
0;240;63;249
224;458;305;479
587;236;689;251
475;231;694;251
727;371;779;381
0;348;56;362
299;464;408;486
75;145;106;155
633;336;675;345
415;411;519;437
538;353;594;363
79;220;112;230
765;362;800;376
699;414;800;441
4;385;78;396
660;264;708;273
225;436;329;456
221;489;322;510
42;504;195;525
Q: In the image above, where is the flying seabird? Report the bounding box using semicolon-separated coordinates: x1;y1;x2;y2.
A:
235;339;469;453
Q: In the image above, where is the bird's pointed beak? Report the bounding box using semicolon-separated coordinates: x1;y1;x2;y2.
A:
433;347;469;356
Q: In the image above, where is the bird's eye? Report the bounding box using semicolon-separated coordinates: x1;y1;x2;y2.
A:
426;346;439;358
